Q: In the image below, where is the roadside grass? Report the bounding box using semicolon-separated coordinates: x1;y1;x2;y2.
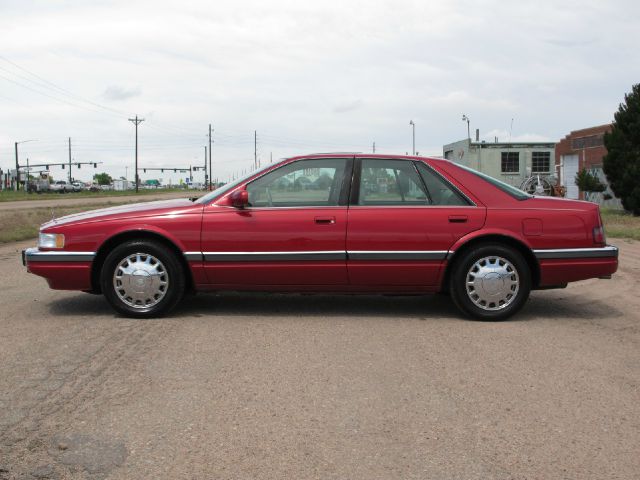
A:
601;209;640;241
0;188;190;202
0;202;134;243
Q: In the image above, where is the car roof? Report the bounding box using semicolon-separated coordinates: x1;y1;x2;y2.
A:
286;153;446;162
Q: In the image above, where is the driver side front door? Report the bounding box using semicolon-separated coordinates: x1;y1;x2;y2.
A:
200;158;352;287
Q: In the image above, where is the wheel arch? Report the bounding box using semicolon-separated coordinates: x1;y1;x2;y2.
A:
90;229;195;294
442;234;540;292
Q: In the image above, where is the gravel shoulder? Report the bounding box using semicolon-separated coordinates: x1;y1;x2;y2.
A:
0;238;638;479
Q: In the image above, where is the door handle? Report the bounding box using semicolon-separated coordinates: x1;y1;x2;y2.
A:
315;216;336;224
448;215;468;223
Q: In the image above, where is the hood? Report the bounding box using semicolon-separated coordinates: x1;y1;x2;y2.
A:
42;198;203;229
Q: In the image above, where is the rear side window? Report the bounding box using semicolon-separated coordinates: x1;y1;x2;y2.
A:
415;162;470;206
453;162;531;200
358;159;429;205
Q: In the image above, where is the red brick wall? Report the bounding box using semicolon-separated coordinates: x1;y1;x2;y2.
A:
555;124;612;171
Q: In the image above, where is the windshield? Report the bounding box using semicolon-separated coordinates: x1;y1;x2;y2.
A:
194;163;275;204
453;163;531;201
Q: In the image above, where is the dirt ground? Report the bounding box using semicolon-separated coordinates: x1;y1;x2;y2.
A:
0;238;638;479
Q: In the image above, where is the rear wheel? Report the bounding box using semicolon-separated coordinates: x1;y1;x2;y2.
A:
449;244;531;321
100;240;185;318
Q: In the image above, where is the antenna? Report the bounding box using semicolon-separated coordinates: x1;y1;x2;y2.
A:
509;118;514;143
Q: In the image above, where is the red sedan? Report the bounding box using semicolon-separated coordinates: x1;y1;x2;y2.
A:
22;154;618;320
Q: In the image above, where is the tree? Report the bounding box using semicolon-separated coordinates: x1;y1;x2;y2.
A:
603;83;640;215
575;168;605;193
93;172;113;185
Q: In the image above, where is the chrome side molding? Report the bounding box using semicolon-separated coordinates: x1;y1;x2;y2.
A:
533;246;618;260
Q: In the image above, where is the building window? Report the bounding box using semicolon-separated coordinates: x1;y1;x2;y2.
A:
501;152;519;173
571;134;604;150
531;152;551;173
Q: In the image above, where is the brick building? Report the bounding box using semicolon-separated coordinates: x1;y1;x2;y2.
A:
555;124;622;208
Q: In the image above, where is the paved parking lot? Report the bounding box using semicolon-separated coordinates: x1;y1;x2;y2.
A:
1;238;639;479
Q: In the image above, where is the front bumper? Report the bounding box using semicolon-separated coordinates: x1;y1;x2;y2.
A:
22;247;95;290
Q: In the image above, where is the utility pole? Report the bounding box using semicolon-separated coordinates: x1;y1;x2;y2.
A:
14;139;37;190
68;137;72;183
373;141;376;153
462;114;470;141
254;130;257;170
25;157;29;193
128;115;144;193
208;124;213;191
204;146;208;188
14;142;18;191
409;120;416;155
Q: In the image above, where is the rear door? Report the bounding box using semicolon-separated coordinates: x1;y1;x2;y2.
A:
346;158;486;286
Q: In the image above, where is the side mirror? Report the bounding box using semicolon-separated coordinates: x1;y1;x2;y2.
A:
230;190;249;208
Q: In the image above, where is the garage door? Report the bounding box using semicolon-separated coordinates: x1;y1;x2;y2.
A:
562;154;579;199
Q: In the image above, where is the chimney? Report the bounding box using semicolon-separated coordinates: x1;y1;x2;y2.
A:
475;129;479;142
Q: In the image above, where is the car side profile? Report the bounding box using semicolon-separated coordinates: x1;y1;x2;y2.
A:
22;154;618;320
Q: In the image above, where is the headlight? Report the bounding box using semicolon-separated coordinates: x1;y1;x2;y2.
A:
38;232;65;249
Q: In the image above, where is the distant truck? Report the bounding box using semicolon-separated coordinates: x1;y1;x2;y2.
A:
49;180;74;193
25;178;50;193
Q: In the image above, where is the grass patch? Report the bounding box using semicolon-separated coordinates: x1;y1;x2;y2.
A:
601;208;640;241
0;188;190;203
0;201;137;243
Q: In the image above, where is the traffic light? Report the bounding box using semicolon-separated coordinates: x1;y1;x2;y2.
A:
93;163;97;168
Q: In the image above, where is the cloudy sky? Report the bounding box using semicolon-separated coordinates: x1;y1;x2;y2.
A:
1;0;639;184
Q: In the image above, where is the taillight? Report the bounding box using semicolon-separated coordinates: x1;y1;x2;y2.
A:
593;226;605;245
593;209;606;245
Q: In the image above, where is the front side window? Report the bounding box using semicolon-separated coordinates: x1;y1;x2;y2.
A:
358;159;428;205
247;158;348;207
501;152;520;173
531;151;551;173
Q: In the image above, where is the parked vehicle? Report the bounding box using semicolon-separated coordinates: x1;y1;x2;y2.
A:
26;178;50;193
71;182;83;192
49;180;74;193
22;154;618;320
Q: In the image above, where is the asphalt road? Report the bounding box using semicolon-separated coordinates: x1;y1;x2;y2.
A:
1;238;639;479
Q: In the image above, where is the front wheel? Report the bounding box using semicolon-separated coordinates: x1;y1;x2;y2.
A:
449;244;531;321
100;240;185;318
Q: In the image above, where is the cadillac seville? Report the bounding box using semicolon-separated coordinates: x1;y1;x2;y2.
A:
22;154;618;320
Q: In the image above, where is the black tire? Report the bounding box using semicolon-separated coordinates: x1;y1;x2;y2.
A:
449;244;531;321
100;240;185;318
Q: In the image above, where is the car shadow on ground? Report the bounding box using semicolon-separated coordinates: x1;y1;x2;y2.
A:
47;290;623;322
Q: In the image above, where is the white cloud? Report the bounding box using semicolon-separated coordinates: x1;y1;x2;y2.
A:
0;0;638;183
103;85;142;101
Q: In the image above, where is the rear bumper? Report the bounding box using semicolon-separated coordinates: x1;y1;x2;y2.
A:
23;247;94;290
536;245;618;287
